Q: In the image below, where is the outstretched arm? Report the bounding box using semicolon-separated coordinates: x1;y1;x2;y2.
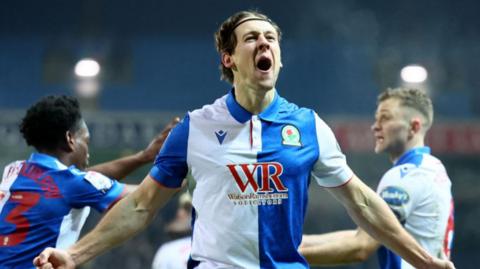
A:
87;117;180;180
34;175;179;269
326;175;454;269
300;228;379;266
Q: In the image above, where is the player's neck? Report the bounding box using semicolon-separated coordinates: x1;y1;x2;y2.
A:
390;138;425;164
407;135;425;152
38;149;73;167
234;86;275;115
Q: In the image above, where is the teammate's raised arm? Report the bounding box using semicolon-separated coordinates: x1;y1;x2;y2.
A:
87;117;180;180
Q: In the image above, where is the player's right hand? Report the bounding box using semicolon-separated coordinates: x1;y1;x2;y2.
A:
33;247;76;269
431;257;456;269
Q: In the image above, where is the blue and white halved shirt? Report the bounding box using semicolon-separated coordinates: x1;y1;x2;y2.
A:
150;89;353;269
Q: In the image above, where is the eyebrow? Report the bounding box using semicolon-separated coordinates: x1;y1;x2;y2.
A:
241;30;276;39
375;109;391;116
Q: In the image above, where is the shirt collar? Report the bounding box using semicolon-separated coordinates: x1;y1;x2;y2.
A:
394;146;431;167
226;88;281;123
28;152;69;170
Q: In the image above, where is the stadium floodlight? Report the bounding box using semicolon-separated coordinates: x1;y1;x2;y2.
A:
74;58;101;78
400;65;428;83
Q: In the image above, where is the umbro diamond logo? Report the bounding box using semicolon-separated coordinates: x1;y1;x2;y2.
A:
215;130;227;144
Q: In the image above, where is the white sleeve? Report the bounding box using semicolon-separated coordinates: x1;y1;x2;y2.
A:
1;161;24;211
151;245;168;269
1;160;24;187
152;238;192;269
310;113;353;187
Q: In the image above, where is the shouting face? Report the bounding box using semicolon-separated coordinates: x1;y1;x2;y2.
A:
223;18;282;92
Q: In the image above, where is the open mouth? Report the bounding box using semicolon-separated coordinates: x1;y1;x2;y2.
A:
256;57;272;71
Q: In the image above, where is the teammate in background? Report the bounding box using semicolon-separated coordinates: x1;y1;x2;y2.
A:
34;11;455;269
151;192;192;269
300;87;454;268
0;95;178;268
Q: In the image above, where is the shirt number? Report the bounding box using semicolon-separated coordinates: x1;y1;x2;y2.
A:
0;191;41;246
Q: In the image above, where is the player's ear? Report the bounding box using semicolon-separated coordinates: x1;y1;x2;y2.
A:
222;53;235;69
410;117;422;135
65;130;76;152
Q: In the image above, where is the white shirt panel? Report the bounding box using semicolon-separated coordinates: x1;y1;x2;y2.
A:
188;96;260;268
55;207;91;249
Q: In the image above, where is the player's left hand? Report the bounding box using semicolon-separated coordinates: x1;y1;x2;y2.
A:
33;247;75;269
139;117;180;163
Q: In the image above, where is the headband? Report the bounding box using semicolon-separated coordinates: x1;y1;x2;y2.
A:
230;17;273;34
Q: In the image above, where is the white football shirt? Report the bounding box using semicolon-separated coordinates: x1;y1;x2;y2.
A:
376;147;454;269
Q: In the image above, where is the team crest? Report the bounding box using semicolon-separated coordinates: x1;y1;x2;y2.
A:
281;125;301;146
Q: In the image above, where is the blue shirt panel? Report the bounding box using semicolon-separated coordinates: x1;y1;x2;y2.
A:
378;246;401;269
257;98;316;269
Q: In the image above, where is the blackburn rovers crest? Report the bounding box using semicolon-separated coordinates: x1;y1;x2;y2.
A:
281;125;301;146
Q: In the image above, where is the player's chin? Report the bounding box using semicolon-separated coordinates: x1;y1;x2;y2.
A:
80;162;88;171
255;76;277;90
374;144;384;154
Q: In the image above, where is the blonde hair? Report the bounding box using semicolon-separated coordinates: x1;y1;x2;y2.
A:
378;87;434;130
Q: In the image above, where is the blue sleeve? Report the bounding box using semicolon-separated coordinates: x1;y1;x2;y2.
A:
63;170;125;213
149;114;189;188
